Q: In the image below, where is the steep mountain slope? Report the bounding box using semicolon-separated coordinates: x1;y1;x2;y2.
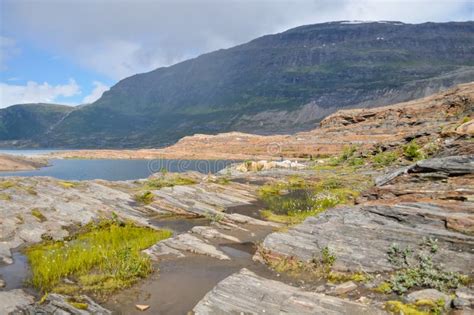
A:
0;104;73;142
2;21;474;148
49;82;474;160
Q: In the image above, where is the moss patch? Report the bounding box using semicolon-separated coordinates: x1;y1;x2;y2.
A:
143;175;197;190
31;208;47;222
385;301;429;315
26;219;172;296
58;181;79;189
134;191;154;204
0;193;11;201
0;180;16;190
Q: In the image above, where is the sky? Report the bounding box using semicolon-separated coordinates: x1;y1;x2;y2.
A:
0;0;472;108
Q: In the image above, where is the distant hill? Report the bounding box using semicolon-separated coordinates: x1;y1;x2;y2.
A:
1;21;473;148
0;103;73;145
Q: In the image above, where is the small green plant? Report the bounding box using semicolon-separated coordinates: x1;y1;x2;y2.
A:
31;208;47;222
375;281;392;294
160;167;168;176
462;116;470;124
204;211;225;224
373;151;398;167
216;176;230;185
403;140;424;161
340;145;357;161
385;299;445;315
321;246;336;267
328;145;358;166
134;191;154;204
385;301;428;315
386;239;468;294
348;157;365;167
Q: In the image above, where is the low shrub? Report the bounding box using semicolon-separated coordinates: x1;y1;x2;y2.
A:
403;141;425;161
386;238;469;294
372;151;398;167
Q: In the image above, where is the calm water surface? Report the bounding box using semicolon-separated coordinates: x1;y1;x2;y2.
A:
0;157;235;181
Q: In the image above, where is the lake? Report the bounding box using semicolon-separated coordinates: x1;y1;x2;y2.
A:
0;158;235;181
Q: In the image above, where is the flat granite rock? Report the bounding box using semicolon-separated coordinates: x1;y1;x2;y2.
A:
414;155;474;175
145;233;230;260
375;155;474;186
19;293;111;315
262;202;474;273
0;289;35;314
193;268;385;314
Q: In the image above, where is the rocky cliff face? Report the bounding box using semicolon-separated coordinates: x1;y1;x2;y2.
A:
1;21;473;148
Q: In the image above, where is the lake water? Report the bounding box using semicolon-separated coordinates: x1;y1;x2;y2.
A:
0;158;235;181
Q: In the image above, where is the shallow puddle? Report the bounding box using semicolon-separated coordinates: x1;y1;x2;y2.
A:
106;247;282;315
105;223;281;315
225;199;266;219
220;242;255;258
0;251;31;290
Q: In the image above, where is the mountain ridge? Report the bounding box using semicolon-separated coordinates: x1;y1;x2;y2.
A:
1;21;473;148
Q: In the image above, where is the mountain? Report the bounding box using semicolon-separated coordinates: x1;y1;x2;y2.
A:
0;104;73;144
1;21;473;148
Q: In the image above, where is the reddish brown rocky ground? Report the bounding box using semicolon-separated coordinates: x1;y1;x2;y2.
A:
0;154;48;172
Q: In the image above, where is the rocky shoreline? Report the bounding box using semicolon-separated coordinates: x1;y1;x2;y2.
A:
0;154;48;172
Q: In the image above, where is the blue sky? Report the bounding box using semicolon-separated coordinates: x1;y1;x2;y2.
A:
0;0;472;108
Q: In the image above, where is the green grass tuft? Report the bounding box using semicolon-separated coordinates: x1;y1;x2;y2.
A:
403;140;425;161
372;151;399;167
26;220;172;295
134;191;155;204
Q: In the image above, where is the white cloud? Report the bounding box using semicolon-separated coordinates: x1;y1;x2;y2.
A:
82;81;109;104
2;0;471;80
0;79;80;108
0;36;20;71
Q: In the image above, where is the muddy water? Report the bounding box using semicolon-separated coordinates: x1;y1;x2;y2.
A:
224;199;266;219
105;220;282;315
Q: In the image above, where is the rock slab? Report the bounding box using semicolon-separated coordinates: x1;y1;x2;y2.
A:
193;268;385;314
